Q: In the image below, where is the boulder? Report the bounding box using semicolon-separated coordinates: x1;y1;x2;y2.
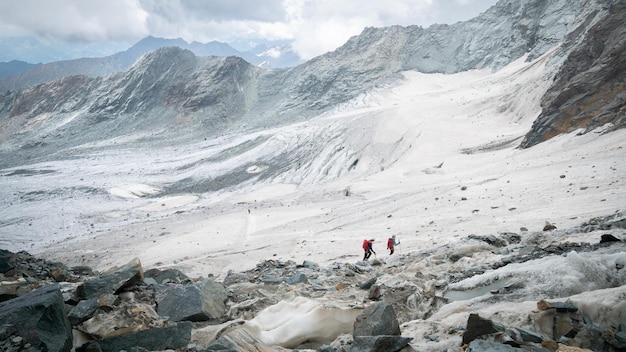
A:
77;257;143;300
353;301;401;337
67;299;100;326
77;301;162;339
285;272;308;284
359;276;378;290
143;267;189;284
462;313;505;345
155;278;227;322
0;284;73;352
78;321;192;352
0;249;15;274
351;335;413;352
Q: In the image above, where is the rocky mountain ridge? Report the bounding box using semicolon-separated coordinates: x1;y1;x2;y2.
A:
0;0;622;171
0;36;301;91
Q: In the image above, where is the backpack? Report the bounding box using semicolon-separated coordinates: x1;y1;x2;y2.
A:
362;239;369;250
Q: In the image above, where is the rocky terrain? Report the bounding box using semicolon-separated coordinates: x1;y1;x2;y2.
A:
0;0;625;351
1;213;625;351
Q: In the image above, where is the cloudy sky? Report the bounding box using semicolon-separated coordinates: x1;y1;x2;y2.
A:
0;0;498;60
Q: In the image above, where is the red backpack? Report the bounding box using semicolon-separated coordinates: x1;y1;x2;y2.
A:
362;239;369;250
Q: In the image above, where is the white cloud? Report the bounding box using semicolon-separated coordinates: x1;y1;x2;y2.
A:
0;0;498;60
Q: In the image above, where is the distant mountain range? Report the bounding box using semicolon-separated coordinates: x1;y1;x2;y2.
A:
0;0;623;169
0;36;303;90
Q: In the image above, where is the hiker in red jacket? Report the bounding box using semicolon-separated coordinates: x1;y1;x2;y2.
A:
387;234;399;255
362;239;376;260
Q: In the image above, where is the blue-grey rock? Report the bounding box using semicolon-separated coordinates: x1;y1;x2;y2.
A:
77;257;143;300
285;272;308;284
68;299;100;326
462;313;505;345
80;321;192;352
350;335;412;352
353;301;401;337
0;284;72;352
155;278;227;322
466;339;524;351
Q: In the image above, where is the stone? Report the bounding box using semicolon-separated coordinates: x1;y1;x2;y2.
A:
359;276;377;290
285;272;308;284
79;321;192;352
462;313;505;345
353;301;401;337
0;284;73;352
466;339;523;351
143;267;189;284
155;278;227;322
600;234;621;243
77;257;144;300
77;301;162;338
0;249;15;274
537;300;578;312
514;327;544;343
351;335;413;352
67;299;100;326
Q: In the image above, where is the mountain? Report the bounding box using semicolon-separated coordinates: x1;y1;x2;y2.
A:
0;2;624;348
0;36;303;91
521;0;626;147
0;0;621;170
0;60;37;79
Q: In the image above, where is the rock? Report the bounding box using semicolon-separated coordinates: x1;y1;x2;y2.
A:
466;339;524;351
77;301;162;338
462;313;505;345
537;300;578;312
351;335;413;352
155;278;227;322
143;267;189;284
0;284;73;352
353;301;401;337
359;276;378;290
285;272;308;284
78;321;192;352
0;278;25;301
368;284;382;301
204;327;276;352
600;234;621;243
514;327;544;343
67;299;100;326
543;222;557;231
77;257;144;300
0;249;15;274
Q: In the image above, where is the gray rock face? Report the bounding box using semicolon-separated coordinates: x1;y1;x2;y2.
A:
520;0;626;147
0;284;73;352
155;278;228;322
353;301;401;337
462;313;506;345
77;257;144;300
80;321;192;352
0;0;617;170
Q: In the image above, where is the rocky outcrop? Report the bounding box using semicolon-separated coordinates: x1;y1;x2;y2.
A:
520;0;625;147
0;214;624;351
